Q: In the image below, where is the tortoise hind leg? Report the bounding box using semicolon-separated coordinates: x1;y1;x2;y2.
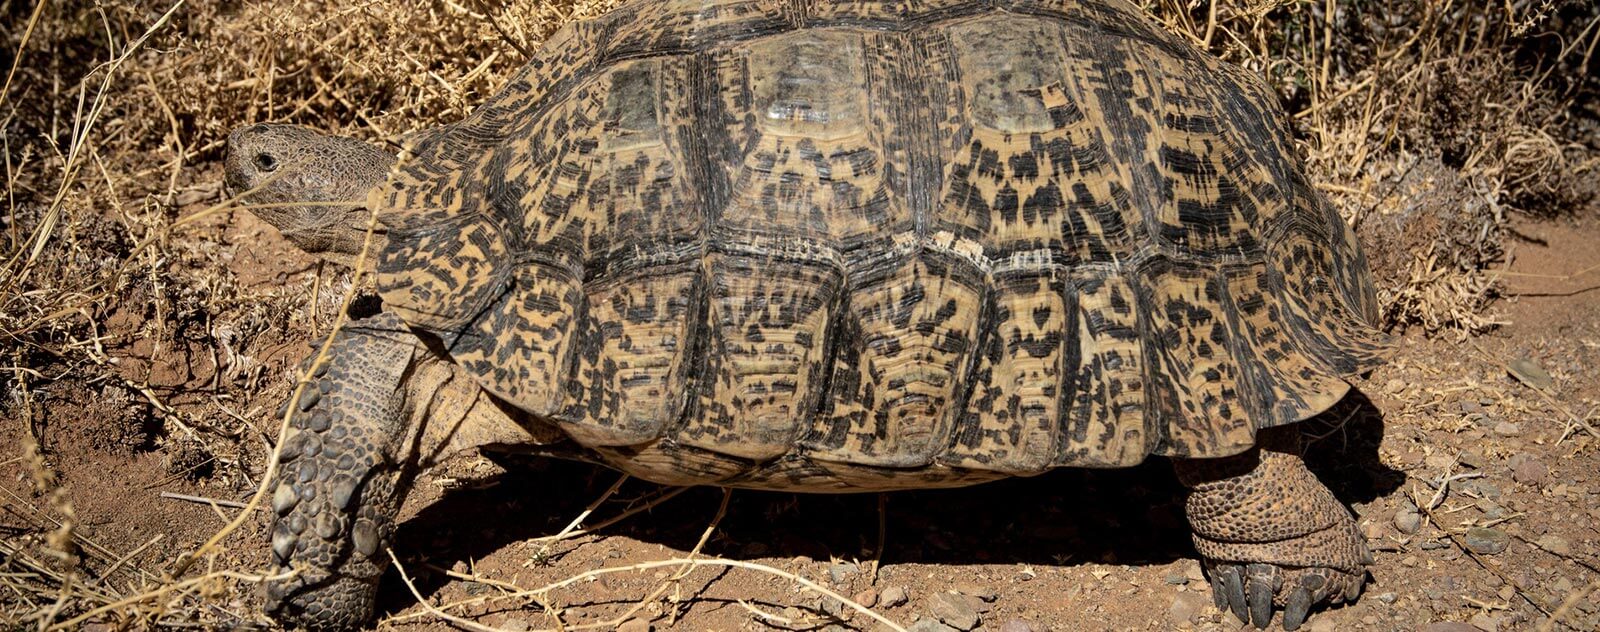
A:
264;313;549;630
1172;426;1371;631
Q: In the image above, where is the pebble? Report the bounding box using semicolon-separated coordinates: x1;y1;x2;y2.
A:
1394;510;1423;534
1181;559;1206;583
1168;590;1210;624
854;589;879;608
1464;527;1509;555
500;620;532;632
908;621;958;632
1508;357;1554;390
1470;612;1501;631
1306;618;1340;632
1164;571;1189;585
998;620;1037;632
881;586;909;608
1536;535;1572;556
818;596;846;619
1421;623;1478;632
828;562;859;584
1492;421;1523;437
617;619;651;632
953;581;998;602
1512;457;1549;485
1373;592;1398;605
929;592;980;631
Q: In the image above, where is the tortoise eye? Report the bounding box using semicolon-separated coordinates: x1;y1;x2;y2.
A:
254;153;279;172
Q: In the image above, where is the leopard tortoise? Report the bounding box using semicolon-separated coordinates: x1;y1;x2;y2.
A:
223;0;1392;629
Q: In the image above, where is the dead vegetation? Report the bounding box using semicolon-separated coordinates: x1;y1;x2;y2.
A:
1;0;1597;629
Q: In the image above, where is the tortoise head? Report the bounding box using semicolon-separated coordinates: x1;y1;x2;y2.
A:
224;124;396;264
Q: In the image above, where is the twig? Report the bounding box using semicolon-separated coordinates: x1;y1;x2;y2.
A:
531;484;690;544
1537;582;1600;632
159;492;249;510
534;473;629;543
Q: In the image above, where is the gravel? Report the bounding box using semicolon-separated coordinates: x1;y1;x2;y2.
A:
1511;455;1549;485
929;592;981;631
1394;509;1423;534
1463;527;1509;555
1167;590;1209;625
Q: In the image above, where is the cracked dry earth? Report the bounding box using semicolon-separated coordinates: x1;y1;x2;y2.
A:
3;206;1598;632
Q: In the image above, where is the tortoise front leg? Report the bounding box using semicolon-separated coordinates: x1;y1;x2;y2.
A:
1172;426;1371;631
263;313;547;630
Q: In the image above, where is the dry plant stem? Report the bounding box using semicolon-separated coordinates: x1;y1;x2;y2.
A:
1415;502;1557;621
389;556;907;632
170;197;384;579
1537;582;1600;632
0;0;48;109
44;569;296;631
537;473;630;543
532;484;691;544
0;1;185;292
158;492;250;511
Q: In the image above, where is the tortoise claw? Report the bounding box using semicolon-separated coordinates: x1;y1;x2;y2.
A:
1246;573;1274;628
1218;565;1247;623
1282;586;1312;631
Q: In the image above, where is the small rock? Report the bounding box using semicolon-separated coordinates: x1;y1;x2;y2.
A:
1181;559;1206;583
908;621;958;632
1305;618;1340;632
1168;590;1209;624
1492;421;1523;437
1374;592;1399;605
1465;479;1503;500
828;562;859;584
617;619;652;632
1536;535;1572;556
1421;623;1478;632
1394;510;1423;534
1508;357;1554;390
500;620;532;632
998;620;1037;632
818;596;846;619
1553;576;1574;593
1458;400;1484;414
1512;458;1549;485
953;581;998;602
1464;527;1509;555
1425;454;1456;470
880;586;909;608
1164;571;1189;585
1469;612;1501;632
854;589;879;608
929;592;980;631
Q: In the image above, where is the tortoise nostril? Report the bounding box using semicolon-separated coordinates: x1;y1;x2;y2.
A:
255;152;279;172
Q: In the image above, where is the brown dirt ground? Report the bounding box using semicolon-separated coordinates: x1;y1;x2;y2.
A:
4;205;1599;632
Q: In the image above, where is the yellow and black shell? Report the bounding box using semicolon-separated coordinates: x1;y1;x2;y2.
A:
372;0;1391;491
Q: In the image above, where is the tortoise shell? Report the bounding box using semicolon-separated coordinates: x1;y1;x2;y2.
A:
371;0;1390;490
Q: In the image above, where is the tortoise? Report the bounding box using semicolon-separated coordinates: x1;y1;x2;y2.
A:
222;0;1392;629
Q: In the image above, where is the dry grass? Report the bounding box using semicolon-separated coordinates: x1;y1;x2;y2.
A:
1;0;1597;628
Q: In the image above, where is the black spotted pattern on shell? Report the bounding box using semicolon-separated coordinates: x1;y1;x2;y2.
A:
372;0;1391;491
